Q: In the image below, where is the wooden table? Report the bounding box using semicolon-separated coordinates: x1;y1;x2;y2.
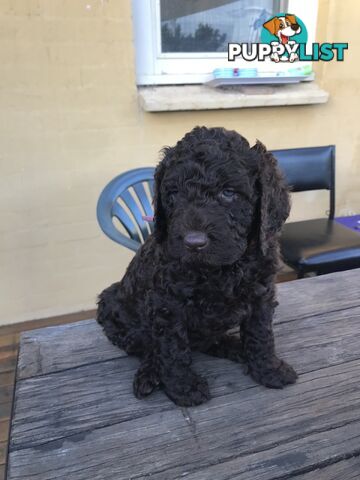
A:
6;269;360;480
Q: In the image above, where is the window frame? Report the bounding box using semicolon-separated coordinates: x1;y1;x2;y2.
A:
132;0;318;86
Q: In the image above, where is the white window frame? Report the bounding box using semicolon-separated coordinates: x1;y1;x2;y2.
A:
132;0;318;86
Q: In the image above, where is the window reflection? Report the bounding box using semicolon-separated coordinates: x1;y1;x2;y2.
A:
160;0;285;53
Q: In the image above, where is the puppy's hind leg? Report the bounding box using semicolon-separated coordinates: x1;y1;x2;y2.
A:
97;282;144;355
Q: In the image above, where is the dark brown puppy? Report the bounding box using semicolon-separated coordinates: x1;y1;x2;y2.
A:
97;126;297;406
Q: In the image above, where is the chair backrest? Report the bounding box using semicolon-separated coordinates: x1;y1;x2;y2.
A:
96;167;156;251
272;145;336;219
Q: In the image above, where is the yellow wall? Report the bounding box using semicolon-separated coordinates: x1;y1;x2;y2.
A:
0;0;359;325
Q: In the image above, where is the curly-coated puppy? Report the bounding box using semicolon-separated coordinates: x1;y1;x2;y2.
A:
97;126;297;406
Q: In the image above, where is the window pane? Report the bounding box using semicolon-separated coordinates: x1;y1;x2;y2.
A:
160;0;285;53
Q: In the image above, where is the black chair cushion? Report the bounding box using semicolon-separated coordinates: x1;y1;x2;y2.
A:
280;218;360;274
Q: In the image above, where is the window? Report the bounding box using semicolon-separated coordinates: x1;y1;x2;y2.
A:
132;0;318;85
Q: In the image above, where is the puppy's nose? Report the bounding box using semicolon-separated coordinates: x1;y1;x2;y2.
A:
291;23;300;31
184;231;209;250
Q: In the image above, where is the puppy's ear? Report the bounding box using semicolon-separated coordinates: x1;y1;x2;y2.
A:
153;157;167;242
285;14;297;24
252;140;290;256
263;17;280;35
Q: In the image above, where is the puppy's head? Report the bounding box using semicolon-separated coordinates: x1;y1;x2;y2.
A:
263;14;301;42
153;126;289;266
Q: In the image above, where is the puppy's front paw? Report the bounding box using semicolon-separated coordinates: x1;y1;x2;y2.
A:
163;372;210;407
133;363;160;399
247;357;298;389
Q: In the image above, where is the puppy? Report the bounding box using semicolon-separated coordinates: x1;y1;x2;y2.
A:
263;14;301;62
97;126;297;407
263;14;301;44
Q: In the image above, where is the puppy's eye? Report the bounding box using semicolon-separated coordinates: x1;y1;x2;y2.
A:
168;190;178;200
279;22;284;28
221;189;236;200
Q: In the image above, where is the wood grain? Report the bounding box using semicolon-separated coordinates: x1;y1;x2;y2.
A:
0;371;15;389
0;421;9;443
0;402;12;423
0;310;96;336
0;384;13;405
0;442;6;466
6;268;360;480
275;267;360;323
170;421;360;480
9;306;360;450
17;320;125;379
7;363;360;480
294;456;360;479
0;308;97;477
0;345;17;375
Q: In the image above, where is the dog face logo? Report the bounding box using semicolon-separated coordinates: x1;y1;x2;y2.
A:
263;14;301;45
261;13;305;62
229;13;347;63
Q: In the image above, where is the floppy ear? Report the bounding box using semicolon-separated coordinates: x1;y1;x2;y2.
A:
251;140;290;256
263;17;280;35
285;14;297;24
153;157;167;242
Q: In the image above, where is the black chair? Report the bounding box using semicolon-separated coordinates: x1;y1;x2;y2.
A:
274;146;360;277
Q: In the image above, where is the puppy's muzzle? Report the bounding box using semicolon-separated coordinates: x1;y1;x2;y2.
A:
184;231;209;251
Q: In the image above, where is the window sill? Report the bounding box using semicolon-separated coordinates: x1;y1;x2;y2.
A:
138;82;329;113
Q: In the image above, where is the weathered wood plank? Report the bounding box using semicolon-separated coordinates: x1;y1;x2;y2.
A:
0;334;18;350
0;420;9;443
0;402;12;423
293;456;360;479
0;441;6;465
0;384;13;405
0;371;15;389
274;305;360;369
171;422;360;480
17;320;125;379
7;360;360;479
17;269;360;380
275;267;360;323
0;310;96;336
7;269;360;480
10;306;360;449
0;346;17;375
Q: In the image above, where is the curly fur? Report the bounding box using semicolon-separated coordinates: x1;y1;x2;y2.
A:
97;126;297;406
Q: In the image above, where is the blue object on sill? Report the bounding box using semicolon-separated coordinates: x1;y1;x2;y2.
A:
213;68;258;78
207;66;314;87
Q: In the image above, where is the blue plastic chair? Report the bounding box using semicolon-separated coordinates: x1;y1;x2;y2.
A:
97;167;155;251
